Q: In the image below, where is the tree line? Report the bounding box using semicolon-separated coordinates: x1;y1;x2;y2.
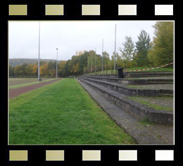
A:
9;22;173;78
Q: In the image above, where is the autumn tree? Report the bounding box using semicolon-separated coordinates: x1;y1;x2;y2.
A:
26;64;33;76
70;55;80;74
102;51;110;70
14;64;28;77
9;65;15;77
147;22;173;66
42;63;49;76
58;60;66;77
14;65;20;77
32;64;38;76
75;50;86;56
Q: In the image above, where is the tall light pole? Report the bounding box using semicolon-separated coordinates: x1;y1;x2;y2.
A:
114;24;117;70
56;48;58;78
95;47;96;73
102;39;104;72
38;22;41;81
91;50;93;74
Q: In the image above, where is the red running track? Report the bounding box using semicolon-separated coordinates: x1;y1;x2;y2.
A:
9;79;60;99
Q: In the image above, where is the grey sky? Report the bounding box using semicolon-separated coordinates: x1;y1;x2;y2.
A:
9;21;157;61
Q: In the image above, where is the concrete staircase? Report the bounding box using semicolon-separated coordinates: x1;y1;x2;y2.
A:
78;75;173;125
77;72;174;144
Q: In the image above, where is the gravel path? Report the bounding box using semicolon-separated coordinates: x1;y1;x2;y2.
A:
9;79;60;99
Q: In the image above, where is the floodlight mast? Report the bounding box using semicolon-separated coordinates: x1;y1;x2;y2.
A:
102;39;104;72
91;51;92;74
38;22;41;81
114;24;117;70
95;47;96;73
56;48;58;78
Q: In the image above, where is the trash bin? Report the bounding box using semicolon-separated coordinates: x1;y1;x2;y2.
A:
117;67;124;78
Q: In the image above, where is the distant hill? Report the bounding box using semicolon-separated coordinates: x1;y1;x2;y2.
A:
9;58;59;66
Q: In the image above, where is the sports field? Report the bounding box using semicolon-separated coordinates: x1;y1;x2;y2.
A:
9;78;60;99
9;78;135;145
9;78;56;89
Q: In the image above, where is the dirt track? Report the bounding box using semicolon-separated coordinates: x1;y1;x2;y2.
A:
9;79;60;99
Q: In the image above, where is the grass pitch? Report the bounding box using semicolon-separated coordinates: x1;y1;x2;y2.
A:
9;78;135;145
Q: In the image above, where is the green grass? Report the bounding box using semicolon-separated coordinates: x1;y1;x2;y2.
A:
126;67;173;72
126;96;173;111
9;78;56;89
9;78;135;145
139;118;155;126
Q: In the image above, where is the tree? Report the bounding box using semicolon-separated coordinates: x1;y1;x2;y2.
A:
72;63;79;74
79;53;88;74
48;61;55;70
26;64;34;77
111;52;122;68
32;64;38;76
119;36;135;68
119;36;135;61
147;22;173;66
102;51;110;70
64;60;71;76
87;50;95;73
135;30;151;67
40;65;44;76
48;61;56;77
71;55;80;75
14;65;20;77
58;60;66;77
42;63;49;76
9;65;15;77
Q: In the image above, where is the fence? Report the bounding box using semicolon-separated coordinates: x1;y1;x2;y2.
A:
83;61;173;76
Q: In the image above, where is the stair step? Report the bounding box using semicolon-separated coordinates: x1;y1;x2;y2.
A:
78;79;173;145
80;78;173;125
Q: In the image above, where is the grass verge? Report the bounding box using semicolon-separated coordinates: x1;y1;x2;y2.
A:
9;78;135;145
139;118;155;126
126;96;173;111
126;67;173;72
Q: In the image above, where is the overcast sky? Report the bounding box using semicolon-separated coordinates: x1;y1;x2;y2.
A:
9;21;157;61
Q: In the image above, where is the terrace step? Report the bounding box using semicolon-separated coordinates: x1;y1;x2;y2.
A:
87;75;173;85
81;76;173;97
121;78;173;85
125;72;173;78
78;78;173;125
77;79;173;144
